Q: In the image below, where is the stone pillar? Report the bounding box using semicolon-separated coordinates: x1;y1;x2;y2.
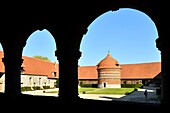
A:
2;53;23;96
55;49;81;102
156;37;170;112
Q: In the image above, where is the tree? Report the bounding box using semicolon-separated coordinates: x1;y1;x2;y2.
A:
33;55;51;62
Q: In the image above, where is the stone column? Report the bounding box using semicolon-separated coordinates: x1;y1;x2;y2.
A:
55;49;81;102
2;52;23;96
156;37;170;112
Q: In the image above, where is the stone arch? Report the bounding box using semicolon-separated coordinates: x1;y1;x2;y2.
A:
80;8;159;65
23;29;57;63
22;29;58;91
76;1;161;106
0;1;164;112
76;2;160;52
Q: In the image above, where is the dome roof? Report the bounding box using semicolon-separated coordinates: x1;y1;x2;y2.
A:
97;52;120;69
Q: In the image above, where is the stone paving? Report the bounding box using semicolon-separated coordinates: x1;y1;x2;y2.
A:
111;88;161;104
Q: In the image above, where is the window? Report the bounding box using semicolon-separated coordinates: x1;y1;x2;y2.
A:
53;72;57;77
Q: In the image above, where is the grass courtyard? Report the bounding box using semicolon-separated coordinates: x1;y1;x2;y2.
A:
46;87;135;95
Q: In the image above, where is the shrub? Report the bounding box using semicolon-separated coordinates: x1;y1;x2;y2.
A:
21;86;32;91
121;84;143;88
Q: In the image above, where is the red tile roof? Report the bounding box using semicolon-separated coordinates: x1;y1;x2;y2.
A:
97;53;120;69
120;62;161;79
78;62;161;80
78;66;98;79
0;51;161;80
0;51;58;78
22;56;58;78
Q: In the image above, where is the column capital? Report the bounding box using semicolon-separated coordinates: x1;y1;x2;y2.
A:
55;49;82;61
2;57;24;66
156;37;170;56
156;37;162;51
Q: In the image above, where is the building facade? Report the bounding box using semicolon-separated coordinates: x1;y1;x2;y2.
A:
78;52;161;88
0;50;161;92
0;51;58;92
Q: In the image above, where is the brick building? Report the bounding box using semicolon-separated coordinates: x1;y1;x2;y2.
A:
78;52;161;88
0;50;161;91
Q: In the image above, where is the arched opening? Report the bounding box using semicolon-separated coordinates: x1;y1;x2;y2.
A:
21;29;59;95
79;8;160;103
0;1;162;112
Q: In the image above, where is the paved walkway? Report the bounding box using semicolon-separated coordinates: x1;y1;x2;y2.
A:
22;87;161;104
111;88;161;104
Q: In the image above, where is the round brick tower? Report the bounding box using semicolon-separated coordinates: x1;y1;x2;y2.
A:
97;52;121;88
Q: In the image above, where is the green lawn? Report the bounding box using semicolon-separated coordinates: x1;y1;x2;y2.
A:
46;87;135;95
80;87;135;95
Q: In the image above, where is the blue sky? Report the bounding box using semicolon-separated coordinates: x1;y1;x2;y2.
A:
0;8;161;66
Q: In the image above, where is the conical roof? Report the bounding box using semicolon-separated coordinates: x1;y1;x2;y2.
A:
97;52;120;69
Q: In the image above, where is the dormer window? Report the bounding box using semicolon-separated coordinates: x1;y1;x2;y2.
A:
116;63;119;66
53;72;57;77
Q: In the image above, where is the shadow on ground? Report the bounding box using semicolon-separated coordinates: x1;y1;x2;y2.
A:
0;92;161;113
